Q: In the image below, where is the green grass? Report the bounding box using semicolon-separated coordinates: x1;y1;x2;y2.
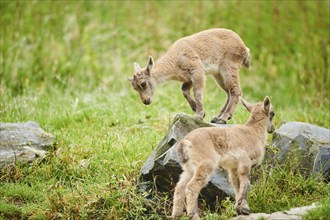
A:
0;1;329;219
249;155;330;214
303;197;330;220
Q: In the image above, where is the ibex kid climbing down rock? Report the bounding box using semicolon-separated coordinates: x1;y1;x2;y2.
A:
172;96;275;219
129;28;250;124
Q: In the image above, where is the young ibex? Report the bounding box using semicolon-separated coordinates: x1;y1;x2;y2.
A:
172;96;275;219
129;28;250;124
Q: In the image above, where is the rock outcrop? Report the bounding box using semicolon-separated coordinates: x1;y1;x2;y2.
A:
0;121;56;167
271;122;330;180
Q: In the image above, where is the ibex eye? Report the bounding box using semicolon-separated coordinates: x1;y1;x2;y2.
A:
141;82;147;88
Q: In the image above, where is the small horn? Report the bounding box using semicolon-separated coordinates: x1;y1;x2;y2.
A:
134;62;141;72
240;97;253;112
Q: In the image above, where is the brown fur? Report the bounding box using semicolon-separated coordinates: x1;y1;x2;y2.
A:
172;96;275;219
129;28;250;124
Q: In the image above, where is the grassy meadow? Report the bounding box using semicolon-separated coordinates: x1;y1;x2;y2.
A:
0;1;329;219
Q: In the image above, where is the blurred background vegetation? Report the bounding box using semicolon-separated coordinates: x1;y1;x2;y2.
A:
0;1;329;219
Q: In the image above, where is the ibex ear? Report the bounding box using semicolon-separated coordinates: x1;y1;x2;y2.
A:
146;55;154;74
263;96;270;113
240;97;253;112
134;62;141;72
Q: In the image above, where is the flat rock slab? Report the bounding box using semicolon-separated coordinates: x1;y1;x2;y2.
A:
0;121;56;167
232;203;317;220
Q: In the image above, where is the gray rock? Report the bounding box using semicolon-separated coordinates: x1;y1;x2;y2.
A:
0;121;56;167
139;114;234;209
271;122;330;180
231;203;317;220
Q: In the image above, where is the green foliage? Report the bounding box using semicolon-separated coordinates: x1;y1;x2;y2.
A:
249;161;329;213
0;200;22;220
303;197;330;220
0;1;329;219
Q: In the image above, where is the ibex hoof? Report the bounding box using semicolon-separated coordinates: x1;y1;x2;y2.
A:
171;214;182;219
211;117;227;124
188;213;200;220
195;112;205;120
236;207;251;215
235;199;251;215
211;117;218;123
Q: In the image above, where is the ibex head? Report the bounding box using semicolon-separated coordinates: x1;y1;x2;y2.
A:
129;56;155;105
241;96;275;133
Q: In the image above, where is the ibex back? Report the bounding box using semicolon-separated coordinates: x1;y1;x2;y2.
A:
129;28;250;124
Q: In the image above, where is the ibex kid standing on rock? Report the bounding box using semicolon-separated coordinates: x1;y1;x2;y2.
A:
172;96;275;219
129;28;250;124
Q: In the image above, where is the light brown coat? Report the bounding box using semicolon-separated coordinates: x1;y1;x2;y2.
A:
172;97;275;219
129;28;250;124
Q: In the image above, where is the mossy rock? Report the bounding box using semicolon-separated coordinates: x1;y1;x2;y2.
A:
270;122;330;180
0;121;56;167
